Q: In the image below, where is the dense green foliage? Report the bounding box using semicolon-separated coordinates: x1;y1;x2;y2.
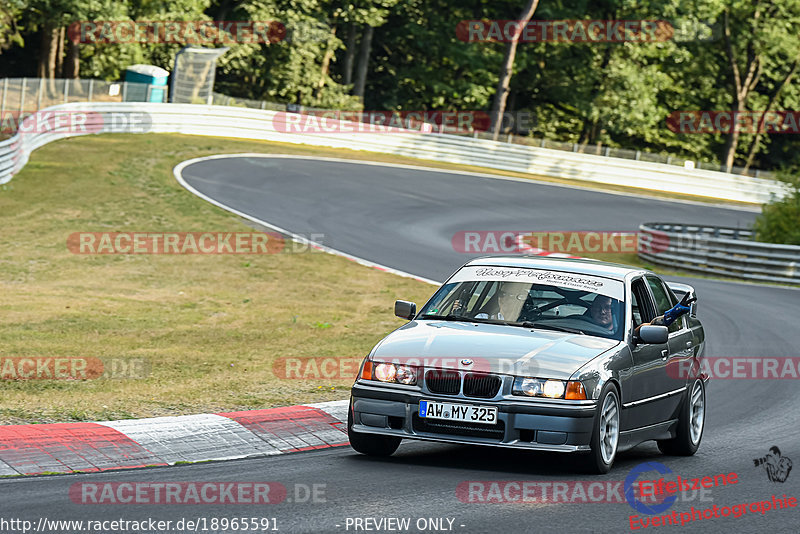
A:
754;171;800;245
3;0;800;175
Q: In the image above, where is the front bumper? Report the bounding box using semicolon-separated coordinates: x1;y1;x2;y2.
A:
350;381;597;452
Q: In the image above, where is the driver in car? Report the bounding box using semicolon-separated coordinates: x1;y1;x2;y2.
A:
588;295;616;332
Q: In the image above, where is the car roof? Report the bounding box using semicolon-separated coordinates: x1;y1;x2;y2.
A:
464;255;649;280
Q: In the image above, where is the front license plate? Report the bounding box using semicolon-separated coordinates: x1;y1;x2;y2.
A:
419;400;498;425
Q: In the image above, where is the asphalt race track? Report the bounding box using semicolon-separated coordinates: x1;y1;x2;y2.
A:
2;156;798;534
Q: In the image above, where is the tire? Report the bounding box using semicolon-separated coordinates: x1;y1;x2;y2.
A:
581;383;620;474
347;408;401;457
658;379;705;456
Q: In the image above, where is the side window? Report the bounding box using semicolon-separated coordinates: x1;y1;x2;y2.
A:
630;290;642;328
646;276;683;332
631;278;655;325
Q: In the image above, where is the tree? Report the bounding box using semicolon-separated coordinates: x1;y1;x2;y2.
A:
753;169;800;245
490;0;539;140
0;0;24;55
717;0;800;171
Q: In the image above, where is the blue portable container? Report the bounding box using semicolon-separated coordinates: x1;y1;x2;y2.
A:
124;65;169;102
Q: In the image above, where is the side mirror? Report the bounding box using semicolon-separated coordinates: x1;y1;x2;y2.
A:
394;300;417;320
637;325;668;344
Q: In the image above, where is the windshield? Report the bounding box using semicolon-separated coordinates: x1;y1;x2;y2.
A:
418;266;626;340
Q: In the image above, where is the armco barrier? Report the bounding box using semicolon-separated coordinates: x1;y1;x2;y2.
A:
638;222;800;285
0;102;793;204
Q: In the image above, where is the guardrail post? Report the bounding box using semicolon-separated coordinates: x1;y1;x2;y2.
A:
121;81;128;102
603;146;609;156
1;78;7;117
64;78;70;103
635;150;641;160
88;79;94;102
19;78;26;114
38;78;44;110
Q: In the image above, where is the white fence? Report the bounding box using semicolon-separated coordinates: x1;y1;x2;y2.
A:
0;101;793;205
638;223;800;286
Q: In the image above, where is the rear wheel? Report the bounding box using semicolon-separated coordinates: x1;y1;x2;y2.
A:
347;408;401;456
581;383;620;474
658;379;705;456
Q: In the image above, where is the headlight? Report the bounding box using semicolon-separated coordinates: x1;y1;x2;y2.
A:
368;362;417;385
543;379;565;398
512;377;586;399
374;363;396;382
515;377;545;396
395;365;417;385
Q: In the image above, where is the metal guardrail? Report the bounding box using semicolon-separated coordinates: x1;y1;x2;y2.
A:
0;77;782;180
210;92;779;180
0;102;793;205
638;222;800;286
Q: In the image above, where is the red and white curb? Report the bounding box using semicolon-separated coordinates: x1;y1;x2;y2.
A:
0;400;349;476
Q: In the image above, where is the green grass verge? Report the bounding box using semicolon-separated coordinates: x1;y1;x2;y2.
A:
0;134;440;424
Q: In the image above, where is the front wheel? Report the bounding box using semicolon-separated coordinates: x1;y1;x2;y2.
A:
658;379;705;456
347;408;401;456
581;383;620;474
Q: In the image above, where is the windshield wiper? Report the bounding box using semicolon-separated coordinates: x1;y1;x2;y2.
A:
419;314;511;326
526;322;586;335
419;314;477;322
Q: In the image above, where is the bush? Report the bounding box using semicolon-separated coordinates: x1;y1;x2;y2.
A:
754;172;800;245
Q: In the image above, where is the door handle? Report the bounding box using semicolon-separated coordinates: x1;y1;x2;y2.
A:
661;349;668;359
686;341;693;348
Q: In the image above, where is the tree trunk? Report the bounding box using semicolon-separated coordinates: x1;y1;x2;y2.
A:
743;57;800;172
721;7;762;172
37;24;58;78
64;39;80;79
343;22;357;86
353;25;373;99
314;25;337;100
55;26;65;78
490;0;540;141
579;47;613;146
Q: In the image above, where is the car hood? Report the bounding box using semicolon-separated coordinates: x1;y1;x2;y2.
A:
371;320;620;380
